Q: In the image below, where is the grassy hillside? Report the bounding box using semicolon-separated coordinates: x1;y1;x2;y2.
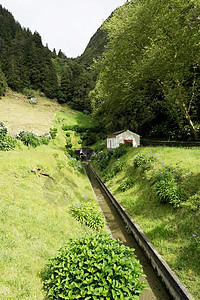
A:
0;89;92;136
91;145;200;299
0;92;99;299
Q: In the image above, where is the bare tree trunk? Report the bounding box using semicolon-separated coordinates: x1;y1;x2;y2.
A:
182;102;199;141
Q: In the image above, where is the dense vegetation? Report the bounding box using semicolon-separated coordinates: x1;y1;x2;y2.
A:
0;92;148;299
90;0;200;141
42;233;146;299
0;5;101;111
91;144;200;299
1;1;200;141
54;55;95;112
0;6;58;98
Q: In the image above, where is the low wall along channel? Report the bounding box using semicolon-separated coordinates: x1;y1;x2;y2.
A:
84;164;193;300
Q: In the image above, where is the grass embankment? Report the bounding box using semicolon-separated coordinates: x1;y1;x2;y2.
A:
92;146;200;299
0;92;99;299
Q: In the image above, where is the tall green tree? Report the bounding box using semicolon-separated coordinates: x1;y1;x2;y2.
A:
0;67;7;96
90;0;200;139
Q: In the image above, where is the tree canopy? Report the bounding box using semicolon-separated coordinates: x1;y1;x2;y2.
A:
90;0;200;140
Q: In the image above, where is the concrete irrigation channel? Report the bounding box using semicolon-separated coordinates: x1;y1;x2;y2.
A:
84;163;193;300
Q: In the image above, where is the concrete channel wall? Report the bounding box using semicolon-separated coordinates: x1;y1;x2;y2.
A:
88;164;193;300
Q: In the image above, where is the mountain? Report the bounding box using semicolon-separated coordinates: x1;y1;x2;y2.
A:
0;5;58;98
0;4;110;112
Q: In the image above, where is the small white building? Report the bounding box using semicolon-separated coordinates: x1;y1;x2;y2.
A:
107;130;140;149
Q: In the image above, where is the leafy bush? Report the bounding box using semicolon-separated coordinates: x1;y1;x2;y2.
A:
133;153;157;170
16;130;51;147
0;121;8;139
65;137;72;149
69;202;106;231
104;160;124;182
99;156;110;171
65;131;71;137
113;144;127;158
95;146;127;172
84;133;97;146
118;177;134;192
49;127;58;139
17;131;41;147
42;233;146;299
0;136;16;151
155;166;185;207
0;122;16;151
23;88;35;99
124;141;133;147
62;124;101;133
181;194;200;211
68;157;84;174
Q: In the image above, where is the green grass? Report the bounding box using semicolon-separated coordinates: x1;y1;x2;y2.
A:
92;146;200;299
54;110;93;129
0;144;98;299
0;93;102;299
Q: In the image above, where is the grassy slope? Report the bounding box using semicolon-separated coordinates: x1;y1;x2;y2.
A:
0;93;97;299
92;146;200;299
0;89;93;136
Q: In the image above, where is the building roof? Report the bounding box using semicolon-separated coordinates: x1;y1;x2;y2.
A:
107;130;125;138
107;129;140;139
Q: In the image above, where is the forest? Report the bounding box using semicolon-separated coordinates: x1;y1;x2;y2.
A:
0;0;200;141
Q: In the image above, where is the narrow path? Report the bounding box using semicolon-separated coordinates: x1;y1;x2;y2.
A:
85;164;172;300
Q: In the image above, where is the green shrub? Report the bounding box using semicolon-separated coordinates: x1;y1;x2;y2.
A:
133;153;157;170
62;124;101;133
17;131;40;147
49;127;58;139
0;121;8;139
65;131;71;137
68;157;84;174
99;156;110;171
84;133;97;146
16;130;51;147
65;137;72;149
113;144;127;158
118;177;134;192
0;122;16;151
23;88;35;99
0;135;16;151
155;166;185;207
104;160;124;182
69;202;106;231
124;141;133;147
42;233;146;299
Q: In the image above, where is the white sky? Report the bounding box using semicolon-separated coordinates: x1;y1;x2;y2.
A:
0;0;126;58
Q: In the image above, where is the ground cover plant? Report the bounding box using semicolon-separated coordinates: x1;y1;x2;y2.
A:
16;130;52;147
91;146;200;299
69;201;106;231
0;91;105;299
0;121;16;151
42;233;147;299
154;166;185;207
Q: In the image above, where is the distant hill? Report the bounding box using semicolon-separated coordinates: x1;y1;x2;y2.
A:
0;4;118;113
0;5;58;98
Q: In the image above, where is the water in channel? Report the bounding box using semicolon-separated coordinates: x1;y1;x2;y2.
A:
85;164;173;300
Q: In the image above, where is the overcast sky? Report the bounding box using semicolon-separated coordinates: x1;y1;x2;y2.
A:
0;0;126;58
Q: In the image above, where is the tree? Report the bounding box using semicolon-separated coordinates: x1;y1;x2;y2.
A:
90;0;200;139
0;67;7;96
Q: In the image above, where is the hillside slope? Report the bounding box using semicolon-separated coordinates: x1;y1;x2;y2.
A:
91;145;200;299
0;92;99;299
